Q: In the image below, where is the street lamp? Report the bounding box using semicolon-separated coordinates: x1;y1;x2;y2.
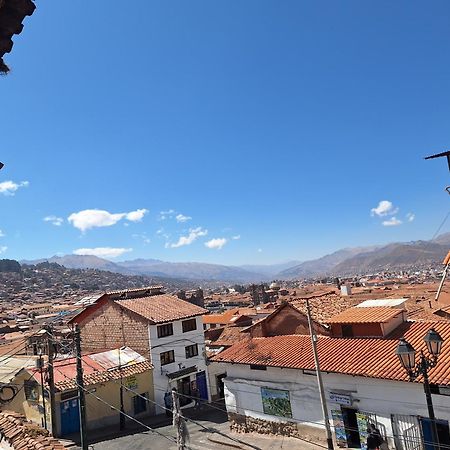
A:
396;329;444;450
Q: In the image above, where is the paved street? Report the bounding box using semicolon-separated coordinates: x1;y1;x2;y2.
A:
87;406;324;450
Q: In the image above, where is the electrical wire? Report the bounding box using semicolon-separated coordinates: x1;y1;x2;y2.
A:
53;342;450;450
47;360;177;446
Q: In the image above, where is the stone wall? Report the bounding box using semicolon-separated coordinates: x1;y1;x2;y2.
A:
228;412;327;445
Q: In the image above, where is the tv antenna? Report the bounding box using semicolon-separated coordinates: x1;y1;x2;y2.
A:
425;151;450;194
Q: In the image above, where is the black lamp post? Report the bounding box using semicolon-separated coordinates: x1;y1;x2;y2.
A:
396;329;444;450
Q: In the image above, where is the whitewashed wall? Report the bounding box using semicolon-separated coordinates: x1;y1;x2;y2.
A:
223;364;450;448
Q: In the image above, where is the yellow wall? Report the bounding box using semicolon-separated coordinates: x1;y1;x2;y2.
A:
55;369;155;434
6;370;51;432
3;368;154;437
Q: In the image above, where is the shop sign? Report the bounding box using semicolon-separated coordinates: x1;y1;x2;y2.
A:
329;391;352;406
125;375;138;390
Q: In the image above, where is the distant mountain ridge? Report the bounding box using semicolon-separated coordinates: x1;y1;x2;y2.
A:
21;232;450;282
279;233;450;279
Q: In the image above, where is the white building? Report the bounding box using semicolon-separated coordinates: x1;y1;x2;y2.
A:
214;310;450;450
70;286;210;415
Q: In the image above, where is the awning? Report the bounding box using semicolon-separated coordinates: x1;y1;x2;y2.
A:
167;366;197;380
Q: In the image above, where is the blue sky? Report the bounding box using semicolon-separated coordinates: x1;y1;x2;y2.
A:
1;0;450;265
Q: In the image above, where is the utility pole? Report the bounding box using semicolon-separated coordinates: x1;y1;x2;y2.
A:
172;388;189;450
119;348;125;430
45;325;57;436
37;350;47;430
306;298;334;450
75;325;88;450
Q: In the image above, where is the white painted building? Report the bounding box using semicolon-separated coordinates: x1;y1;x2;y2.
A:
223;363;450;450
214;317;450;450
149;315;210;413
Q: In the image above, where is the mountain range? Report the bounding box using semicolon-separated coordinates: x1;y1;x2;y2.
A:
21;233;450;282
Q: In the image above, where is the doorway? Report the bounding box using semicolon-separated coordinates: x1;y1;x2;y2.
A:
177;376;192;407
216;373;226;399
341;407;361;448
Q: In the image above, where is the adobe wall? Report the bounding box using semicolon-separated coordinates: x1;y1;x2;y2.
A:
77;301;150;359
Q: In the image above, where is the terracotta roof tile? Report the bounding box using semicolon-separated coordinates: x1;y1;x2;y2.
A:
213;321;450;386
326;306;404;324
116;294;207;324
54;360;152;391
0;411;66;449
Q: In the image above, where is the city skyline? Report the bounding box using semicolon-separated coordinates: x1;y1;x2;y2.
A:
2;0;450;265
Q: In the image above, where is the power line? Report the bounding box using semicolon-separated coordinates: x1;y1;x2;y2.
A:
48;360;177;446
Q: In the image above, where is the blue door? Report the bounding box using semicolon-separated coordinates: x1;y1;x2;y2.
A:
421;418;450;450
196;371;208;400
60;399;80;435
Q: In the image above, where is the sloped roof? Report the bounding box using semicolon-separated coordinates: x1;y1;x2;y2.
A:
0;0;36;73
326;307;403;324
213;321;450;386
117;294;207;324
54;360;152;391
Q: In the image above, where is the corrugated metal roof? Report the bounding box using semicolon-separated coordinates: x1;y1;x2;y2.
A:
357;298;407;308
0;355;39;383
89;347;146;369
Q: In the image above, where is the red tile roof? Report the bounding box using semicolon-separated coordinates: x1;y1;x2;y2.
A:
213;326;250;348
203;308;240;324
326;306;404;324
213;321;450;386
116;294;207;324
54;360;153;391
0;411;66;449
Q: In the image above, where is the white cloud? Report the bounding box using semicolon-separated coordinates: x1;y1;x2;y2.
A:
0;180;29;196
68;208;148;232
371;200;398;217
44;215;64;226
176;213;192;223
382;217;402;226
125;209;148;222
73;247;132;258
232;235;241;240
169;227;208;248
257;248;263;253
159;209;175;220
406;212;415;222
205;238;227;250
0;246;7;254
132;233;151;245
0;230;4;237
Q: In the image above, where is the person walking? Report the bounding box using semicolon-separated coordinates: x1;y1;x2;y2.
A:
164;391;173;418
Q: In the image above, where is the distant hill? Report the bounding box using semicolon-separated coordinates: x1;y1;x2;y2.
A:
331;241;448;276
238;261;302;277
22;255;268;283
21;232;450;282
21;255;132;274
278;235;450;279
278;246;380;278
0;259;21;273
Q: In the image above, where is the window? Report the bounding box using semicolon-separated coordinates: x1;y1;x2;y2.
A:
157;323;173;338
160;350;175;366
182;318;197;333
250;364;267;371
185;344;198;359
133;392;148;414
24;380;39;401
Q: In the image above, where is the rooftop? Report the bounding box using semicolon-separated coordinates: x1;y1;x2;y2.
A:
326;306;404;324
213;321;450;385
117;294;207;324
